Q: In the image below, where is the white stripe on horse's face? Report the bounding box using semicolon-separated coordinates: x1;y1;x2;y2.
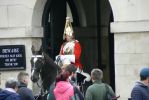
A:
33;57;38;63
31;55;43;82
31;69;35;77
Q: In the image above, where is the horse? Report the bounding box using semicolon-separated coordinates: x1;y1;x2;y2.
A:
30;52;61;100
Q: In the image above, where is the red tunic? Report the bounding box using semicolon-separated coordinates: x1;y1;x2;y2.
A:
59;40;82;70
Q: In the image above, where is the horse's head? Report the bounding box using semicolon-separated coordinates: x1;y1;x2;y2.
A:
30;55;44;83
30;52;61;91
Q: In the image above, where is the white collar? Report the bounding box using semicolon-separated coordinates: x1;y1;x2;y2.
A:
5;88;16;93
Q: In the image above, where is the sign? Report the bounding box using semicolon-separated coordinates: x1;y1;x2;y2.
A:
0;45;26;70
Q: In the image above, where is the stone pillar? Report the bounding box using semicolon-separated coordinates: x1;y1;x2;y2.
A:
0;0;45;90
109;0;149;99
111;21;149;100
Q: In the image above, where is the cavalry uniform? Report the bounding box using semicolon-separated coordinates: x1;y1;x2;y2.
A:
55;17;83;70
59;39;82;70
57;17;90;83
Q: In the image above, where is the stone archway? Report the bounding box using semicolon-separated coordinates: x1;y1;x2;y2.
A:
31;0;116;95
31;0;48;51
31;0;87;58
41;0;85;59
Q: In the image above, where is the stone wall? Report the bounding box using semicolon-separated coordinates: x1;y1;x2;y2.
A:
0;0;45;90
109;0;149;99
109;0;149;21
111;21;149;100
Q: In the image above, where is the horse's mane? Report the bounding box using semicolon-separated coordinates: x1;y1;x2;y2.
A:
33;52;60;91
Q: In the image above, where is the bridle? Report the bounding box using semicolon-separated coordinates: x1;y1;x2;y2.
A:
31;55;45;87
31;55;43;77
31;55;48;100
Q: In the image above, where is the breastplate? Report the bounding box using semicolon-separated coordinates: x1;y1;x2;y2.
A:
63;41;75;55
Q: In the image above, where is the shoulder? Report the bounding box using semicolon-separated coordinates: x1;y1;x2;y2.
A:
74;40;81;47
104;83;111;88
104;83;115;95
132;85;143;93
131;84;145;99
62;42;67;46
132;82;146;92
85;84;95;96
87;84;95;91
74;40;79;43
6;93;20;100
18;87;33;94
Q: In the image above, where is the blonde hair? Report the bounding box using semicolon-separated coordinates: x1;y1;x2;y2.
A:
91;69;103;80
17;72;29;82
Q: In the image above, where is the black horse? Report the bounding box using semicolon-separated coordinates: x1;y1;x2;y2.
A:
30;52;60;100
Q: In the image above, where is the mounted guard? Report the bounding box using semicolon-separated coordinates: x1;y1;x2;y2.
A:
55;17;91;86
56;17;82;71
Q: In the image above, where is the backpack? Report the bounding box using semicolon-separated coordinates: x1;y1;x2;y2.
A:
71;86;84;100
105;84;120;100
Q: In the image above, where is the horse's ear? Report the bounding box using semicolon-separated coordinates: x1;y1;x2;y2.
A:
42;52;50;60
38;46;43;55
31;45;36;55
42;52;46;57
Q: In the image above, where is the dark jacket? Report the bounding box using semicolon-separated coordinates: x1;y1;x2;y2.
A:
131;81;149;100
47;83;56;100
69;79;84;100
18;82;35;100
0;89;20;100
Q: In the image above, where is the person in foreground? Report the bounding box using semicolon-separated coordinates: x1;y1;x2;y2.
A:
17;72;35;100
54;71;74;100
131;67;149;100
64;64;84;100
85;68;117;100
0;78;20;100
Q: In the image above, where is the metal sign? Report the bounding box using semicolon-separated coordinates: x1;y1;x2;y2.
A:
0;45;26;70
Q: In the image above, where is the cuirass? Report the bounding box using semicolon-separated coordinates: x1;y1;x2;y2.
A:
63;40;75;55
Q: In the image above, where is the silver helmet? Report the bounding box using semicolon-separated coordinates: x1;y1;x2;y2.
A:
63;17;74;40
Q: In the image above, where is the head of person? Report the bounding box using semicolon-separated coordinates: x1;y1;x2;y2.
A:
64;64;77;78
64;30;74;41
17;72;29;86
140;67;149;83
61;59;71;70
56;71;70;83
91;68;103;82
5;78;19;92
63;17;75;41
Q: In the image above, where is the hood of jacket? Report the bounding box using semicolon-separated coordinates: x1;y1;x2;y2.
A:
135;81;148;87
54;81;73;94
0;90;15;99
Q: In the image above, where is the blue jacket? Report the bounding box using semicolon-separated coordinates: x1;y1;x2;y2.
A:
0;90;20;100
18;82;35;100
131;81;149;100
